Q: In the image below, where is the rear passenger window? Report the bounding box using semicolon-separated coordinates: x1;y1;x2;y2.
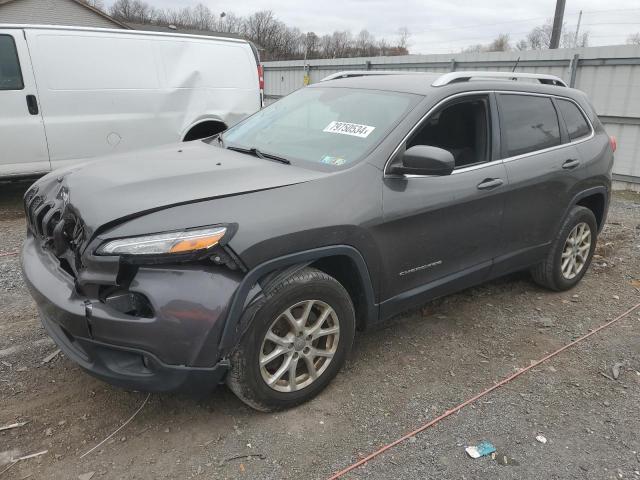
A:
557;99;591;141
499;94;560;158
0;35;23;90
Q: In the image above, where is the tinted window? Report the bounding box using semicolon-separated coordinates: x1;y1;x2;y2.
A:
408;96;489;168
0;35;23;90
557;98;591;141
500;94;560;157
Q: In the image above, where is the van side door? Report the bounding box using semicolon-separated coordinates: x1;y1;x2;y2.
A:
0;30;50;176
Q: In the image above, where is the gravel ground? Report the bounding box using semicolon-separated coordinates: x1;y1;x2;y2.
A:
1;181;639;480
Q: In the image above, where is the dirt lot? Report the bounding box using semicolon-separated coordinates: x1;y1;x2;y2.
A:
1;181;639;480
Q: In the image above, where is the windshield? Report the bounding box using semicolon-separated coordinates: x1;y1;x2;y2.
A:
220;87;420;167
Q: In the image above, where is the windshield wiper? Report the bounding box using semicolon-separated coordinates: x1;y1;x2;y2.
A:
226;145;291;165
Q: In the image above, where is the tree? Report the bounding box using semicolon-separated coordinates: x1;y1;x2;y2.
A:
110;0;157;24
627;33;640;45
107;4;410;60
79;0;104;10
520;20;588;50
462;34;510;53
397;27;411;50
487;33;510;52
304;32;320;58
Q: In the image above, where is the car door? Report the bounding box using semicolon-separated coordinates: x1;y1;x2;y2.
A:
0;30;50;176
377;93;507;318
493;92;582;275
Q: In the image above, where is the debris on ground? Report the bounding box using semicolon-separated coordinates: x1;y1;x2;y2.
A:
600;371;617;381
220;453;266;466
612;362;625;380
0;421;28;432
78;472;95;480
465;441;496;459
536;318;555;328
9;450;48;464
493;450;519;466
536;435;547;444
79;393;150;459
42;349;60;364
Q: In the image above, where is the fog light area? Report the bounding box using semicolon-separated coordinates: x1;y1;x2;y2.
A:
104;291;154;318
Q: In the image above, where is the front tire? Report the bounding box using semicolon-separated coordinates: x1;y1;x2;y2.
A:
531;206;597;291
226;267;355;411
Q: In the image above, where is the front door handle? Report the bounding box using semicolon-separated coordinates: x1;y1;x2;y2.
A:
562;158;581;170
26;95;39;115
477;178;504;190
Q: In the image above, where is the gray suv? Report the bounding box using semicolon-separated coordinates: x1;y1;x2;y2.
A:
21;71;614;411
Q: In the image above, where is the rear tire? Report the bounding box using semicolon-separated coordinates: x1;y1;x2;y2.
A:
226;267;355;411
531;206;597;291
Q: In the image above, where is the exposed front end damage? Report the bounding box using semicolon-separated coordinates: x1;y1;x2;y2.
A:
21;178;246;392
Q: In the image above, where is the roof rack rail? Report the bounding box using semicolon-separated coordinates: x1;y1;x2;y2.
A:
432;71;567;87
320;70;415;82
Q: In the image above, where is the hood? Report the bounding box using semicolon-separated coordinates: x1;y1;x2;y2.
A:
43;141;325;233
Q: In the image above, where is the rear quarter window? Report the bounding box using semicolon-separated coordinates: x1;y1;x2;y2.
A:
556;98;592;141
0;35;24;90
499;94;561;158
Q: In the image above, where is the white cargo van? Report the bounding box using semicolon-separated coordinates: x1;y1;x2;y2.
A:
0;24;263;177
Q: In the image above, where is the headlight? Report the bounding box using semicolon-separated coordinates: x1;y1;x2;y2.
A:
96;226;227;256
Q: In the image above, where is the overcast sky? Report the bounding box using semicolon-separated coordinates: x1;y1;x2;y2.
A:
109;0;640;54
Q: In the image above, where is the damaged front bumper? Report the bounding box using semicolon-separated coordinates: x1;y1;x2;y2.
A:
21;234;242;393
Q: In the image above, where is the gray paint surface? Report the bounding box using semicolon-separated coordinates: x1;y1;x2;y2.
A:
263;44;640;182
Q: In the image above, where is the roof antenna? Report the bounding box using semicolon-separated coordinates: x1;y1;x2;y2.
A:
512;56;521;72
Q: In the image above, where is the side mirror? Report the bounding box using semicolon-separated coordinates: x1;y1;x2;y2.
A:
388;145;455;176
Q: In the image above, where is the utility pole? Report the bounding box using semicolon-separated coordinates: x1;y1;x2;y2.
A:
550;0;566;49
573;10;583;48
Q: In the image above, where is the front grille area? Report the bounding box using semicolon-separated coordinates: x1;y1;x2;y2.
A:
24;186;86;277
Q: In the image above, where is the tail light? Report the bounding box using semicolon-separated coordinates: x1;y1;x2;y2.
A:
257;64;264;107
609;135;617;153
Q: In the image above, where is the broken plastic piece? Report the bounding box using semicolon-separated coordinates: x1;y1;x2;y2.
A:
465;441;496;458
536;435;547;444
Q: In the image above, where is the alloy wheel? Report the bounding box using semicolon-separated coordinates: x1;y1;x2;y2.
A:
259;300;340;392
561;221;591;280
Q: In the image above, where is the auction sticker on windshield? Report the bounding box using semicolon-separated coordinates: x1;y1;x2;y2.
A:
323;121;375;138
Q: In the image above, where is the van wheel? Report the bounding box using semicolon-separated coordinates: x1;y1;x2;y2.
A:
226;267;355;411
531;206;597;291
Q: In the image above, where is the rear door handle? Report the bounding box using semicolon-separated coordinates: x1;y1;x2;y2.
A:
26;95;39;115
477;178;504;190
562;158;581;170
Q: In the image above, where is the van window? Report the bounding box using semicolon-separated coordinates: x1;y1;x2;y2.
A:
407;96;490;168
499;94;560;158
0;35;24;90
557;98;591;141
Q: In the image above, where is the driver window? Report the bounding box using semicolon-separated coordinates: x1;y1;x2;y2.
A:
0;35;24;90
407;96;490;168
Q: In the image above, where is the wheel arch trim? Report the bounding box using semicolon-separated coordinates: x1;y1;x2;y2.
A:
180;117;228;141
218;245;378;355
568;185;609;233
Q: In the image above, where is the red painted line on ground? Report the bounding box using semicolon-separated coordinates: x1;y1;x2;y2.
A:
327;301;640;480
0;251;19;257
